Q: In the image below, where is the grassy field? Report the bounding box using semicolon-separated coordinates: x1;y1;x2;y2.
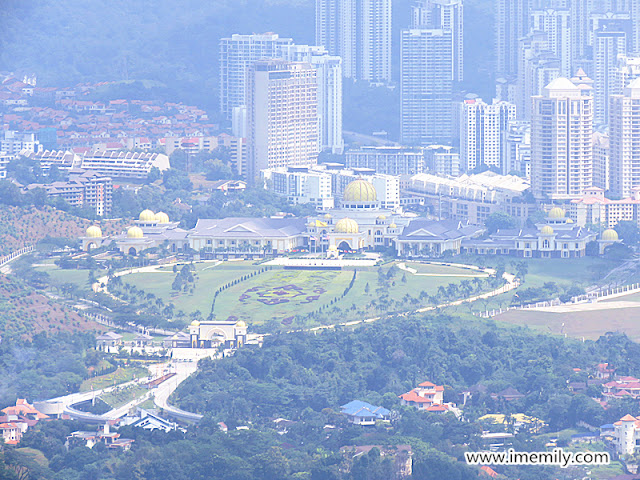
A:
119;260;486;327
122;261;260;315
495;307;640;341
81;365;149;392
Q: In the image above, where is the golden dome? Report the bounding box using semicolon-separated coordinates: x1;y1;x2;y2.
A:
377;215;387;220
86;226;102;238
236;320;246;328
541;225;554;235
602;229;619;241
328;245;338;251
139;209;156;222
566;218;574;224
343;179;377;202
390;222;397;228
155;212;170;224
190;320;200;327
308;222;315;227
548;207;565;219
127;226;144;239
324;213;332;219
334;217;359;234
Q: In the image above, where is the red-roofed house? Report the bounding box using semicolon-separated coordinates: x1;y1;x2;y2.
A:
399;381;455;414
0;423;22;445
614;414;640;454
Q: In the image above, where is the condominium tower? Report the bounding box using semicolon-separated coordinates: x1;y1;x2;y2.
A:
219;33;294;117
531;77;593;200
400;28;453;144
609;78;640;198
411;0;464;82
459;98;516;171
246;61;319;183
496;0;531;77
315;0;391;83
594;26;629;125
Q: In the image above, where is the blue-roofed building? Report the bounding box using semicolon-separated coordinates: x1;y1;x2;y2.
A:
340;400;390;426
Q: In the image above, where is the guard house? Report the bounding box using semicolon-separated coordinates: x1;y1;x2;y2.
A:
188;320;247;349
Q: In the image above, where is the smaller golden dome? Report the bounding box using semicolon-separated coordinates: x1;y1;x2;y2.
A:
541;225;554;235
139;209;156;222
127;226;144;239
190;320;200;327
324;213;332;219
86;226;102;238
236;320;246;328
334;217;359;234
566;218;574;224
548;207;565;219
155;212;170;224
602;229;619;241
390;223;397;228
377;215;387;220
328;245;338;251
308;222;315;227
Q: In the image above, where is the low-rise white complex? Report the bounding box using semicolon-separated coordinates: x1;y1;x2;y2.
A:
406;171;532;224
26;150;170;179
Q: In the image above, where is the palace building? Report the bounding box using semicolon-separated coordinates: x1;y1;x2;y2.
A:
79;179;493;257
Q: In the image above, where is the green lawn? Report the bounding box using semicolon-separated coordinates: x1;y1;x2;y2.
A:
35;267;91;288
81;366;149;392
122;261;260;315
211;262;488;327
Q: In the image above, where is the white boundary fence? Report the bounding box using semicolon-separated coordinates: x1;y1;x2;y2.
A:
0;245;33;269
474;282;640;319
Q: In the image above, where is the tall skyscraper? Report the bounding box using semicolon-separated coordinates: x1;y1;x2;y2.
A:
571;0;594;64
496;0;531;77
246;61;319;183
517;32;561;120
278;45;344;154
459;98;516;171
609;78;640;198
531;77;593;200
219;33;294;118
529;8;572;76
400;28;453;144
594;27;628;125
412;0;464;82
315;0;391;83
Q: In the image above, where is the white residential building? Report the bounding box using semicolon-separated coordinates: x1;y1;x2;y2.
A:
503;121;531;177
424;145;460;176
531;77;593;200
219;33;294;118
246;60;319;183
614;415;640;455
459;98;516;172
263;166;334;210
1;131;42;155
278;44;343;153
609;78;640;198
